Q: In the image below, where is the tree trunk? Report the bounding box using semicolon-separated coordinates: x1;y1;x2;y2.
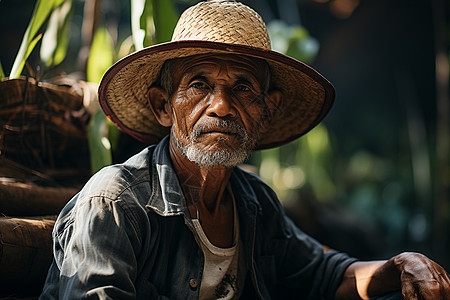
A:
0;180;77;216
0;215;56;297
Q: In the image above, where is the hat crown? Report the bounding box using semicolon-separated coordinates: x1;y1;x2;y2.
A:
172;0;271;50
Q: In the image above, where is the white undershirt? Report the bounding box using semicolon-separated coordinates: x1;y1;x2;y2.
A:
191;186;245;300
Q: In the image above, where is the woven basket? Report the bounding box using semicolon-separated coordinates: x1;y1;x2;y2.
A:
0;77;90;178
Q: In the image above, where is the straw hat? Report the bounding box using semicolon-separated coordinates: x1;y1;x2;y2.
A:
98;0;335;149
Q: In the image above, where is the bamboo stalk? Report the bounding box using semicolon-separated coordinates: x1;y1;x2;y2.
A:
0;215;56;296
0;180;77;216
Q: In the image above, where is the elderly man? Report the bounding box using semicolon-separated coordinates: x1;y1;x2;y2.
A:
40;1;450;299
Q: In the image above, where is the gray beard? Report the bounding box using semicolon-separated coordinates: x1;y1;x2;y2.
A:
172;119;260;168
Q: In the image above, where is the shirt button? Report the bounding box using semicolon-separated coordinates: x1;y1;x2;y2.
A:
189;278;199;289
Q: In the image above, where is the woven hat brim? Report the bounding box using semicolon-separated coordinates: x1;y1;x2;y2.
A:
98;40;335;149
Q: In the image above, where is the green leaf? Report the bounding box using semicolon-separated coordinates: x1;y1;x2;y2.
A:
11;33;43;78
136;0;178;48
9;0;60;78
87;27;114;84
26;33;43;60
40;0;72;67
152;0;178;43
54;0;66;7
28;0;57;41
0;61;5;79
141;0;156;47
131;0;147;50
88;110;112;174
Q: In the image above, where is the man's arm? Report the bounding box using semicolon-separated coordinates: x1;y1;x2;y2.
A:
41;195;143;299
335;252;450;299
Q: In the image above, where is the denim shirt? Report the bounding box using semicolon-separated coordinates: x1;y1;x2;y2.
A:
40;136;356;300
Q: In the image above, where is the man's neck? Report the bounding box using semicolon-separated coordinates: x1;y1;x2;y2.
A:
169;140;233;214
169;138;235;247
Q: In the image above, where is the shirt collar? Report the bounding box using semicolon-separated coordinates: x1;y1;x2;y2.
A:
145;135;261;217
146;136;188;216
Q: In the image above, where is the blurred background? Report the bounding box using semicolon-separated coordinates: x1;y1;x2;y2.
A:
1;0;449;270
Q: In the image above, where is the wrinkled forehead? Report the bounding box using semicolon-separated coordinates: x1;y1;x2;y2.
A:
180;53;266;71
171;53;270;84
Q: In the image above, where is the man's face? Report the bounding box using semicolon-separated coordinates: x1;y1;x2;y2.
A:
167;54;270;168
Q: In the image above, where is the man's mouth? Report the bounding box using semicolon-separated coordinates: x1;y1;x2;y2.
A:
191;119;247;141
201;130;239;137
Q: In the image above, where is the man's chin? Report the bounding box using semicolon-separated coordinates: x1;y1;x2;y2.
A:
172;131;256;168
184;146;250;168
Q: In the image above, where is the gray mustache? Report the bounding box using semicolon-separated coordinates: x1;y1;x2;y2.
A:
192;119;248;139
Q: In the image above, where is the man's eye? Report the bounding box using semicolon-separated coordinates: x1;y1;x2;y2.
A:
191;82;207;89
234;85;250;92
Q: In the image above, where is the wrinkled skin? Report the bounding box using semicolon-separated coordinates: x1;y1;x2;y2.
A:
393;252;450;299
147;54;282;248
336;252;450;299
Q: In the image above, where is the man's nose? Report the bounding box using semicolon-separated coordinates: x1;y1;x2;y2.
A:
205;87;237;118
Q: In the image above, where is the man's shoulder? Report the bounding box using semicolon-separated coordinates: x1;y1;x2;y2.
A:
232;166;281;209
53;145;158;238
79;145;156;203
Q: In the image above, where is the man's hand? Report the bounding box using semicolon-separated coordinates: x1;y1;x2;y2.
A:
390;252;450;299
335;252;450;300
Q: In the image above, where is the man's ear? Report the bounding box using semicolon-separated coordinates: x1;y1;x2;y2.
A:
147;86;172;127
260;90;283;133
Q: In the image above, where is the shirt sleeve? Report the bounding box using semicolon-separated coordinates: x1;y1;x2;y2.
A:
282;216;358;300
41;194;144;299
247;174;357;300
